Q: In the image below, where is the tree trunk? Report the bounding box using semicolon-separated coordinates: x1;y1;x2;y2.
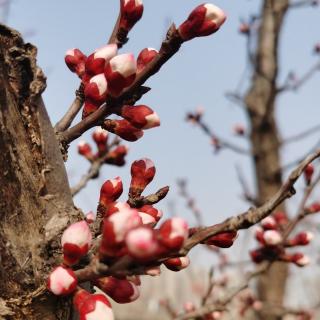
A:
244;1;289;319
0;24;80;319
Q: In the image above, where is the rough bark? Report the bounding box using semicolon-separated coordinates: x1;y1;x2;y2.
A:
0;24;81;319
244;1;289;319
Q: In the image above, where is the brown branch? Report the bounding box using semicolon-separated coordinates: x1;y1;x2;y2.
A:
289;0;318;8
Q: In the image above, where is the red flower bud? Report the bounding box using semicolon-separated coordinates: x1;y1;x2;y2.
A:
85;211;96;223
137;48;158;72
92;127;108;156
47;266;77;296
233;124;245;135
289;231;313;246
65;48;87;78
273;211;288;226
78;141;94;161
178;3;226;41
105;201;131;217
139;205;163;222
82;100;100;119
290;253;310;267
106;145;129;166
164;256;190;271
84;73;108;104
304;164;314;185
99;177;123;208
103;119;143;142
121;105;160;129
307;201;320;213
260;216;277;230
95;277;140;304
104;53;137;96
120;0;144;32
129;158;156;197
85;44;118;77
262;230;282;246
204;231;237;248
61;221;92;265
158;217;188;250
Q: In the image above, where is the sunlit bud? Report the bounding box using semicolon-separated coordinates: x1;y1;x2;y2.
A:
47;266;77;296
105;201;131;217
121;105;160;129
304;164;314;185
145;266;161;276
105;145;129;166
307;201;320;213
61;221;92;265
99;177;123;208
233;124;245;135
261;216;277;230
178;3;226;41
129;158;156;197
85;211;96;224
273;211;288;226
203;231;238;248
104;53;137;96
78;141;95;161
159;217;189;250
65;48;87;78
139;205;163;222
95;277;140;304
76;293;114;320
137;48;158;72
290;231;313;246
239;23;250;35
126;227;159;258
84;74;108;104
291;253;310;267
85;44;118;77
263;230;282;246
164;256;190;272
82;100;100;119
103;119;144;142
120;0;144;32
183;302;196;313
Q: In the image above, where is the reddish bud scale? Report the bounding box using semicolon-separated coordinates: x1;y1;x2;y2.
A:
164;256;190;271
73;289;90;310
304;164;314;185
47;266;78;296
95;277;140;304
65;48;87;78
103;119;143;142
203;231;237;248
137;48;158;72
82;100;101;119
99;177;123;208
78;141;95;161
121;105;160;129
120;0;144;31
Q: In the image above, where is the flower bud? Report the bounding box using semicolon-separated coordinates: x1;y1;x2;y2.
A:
92;127;108;156
129;158;156;197
139;205;163;222
78;141;94;161
73;288;90;311
262;230;282;246
291;253;310;267
95;277;140;304
121;105;160;129
307;201;320;213
178;3;226;41
82;100;100;119
138;211;157;226
99;177;123;208
103;119;144;142
47;266;77;296
120;0;144;32
304;164;314;185
233;124;245;135
105;201;131;217
273;211;288;226
126;227;158;258
104;53;137;96
61;221;92;265
261;216;277;230
137;48;158;72
164;256;190;272
105;145;129;166
203;231;237;248
65;48;87;78
290;231;313;246
158;217;188;250
84;73;108;104
85;44;118;77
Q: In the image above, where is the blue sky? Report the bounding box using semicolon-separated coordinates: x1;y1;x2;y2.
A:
3;1;320;244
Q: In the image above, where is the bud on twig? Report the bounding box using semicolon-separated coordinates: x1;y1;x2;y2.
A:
304;164;314;185
103;119;144;142
204;231;237;248
99;177;123;208
121;105;160;129
137;48;158;72
78;141;94;161
47;266;77;296
65;48;87;78
164;256;190;271
120;0;144;32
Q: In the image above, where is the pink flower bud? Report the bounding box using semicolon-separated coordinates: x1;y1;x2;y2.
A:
103;119;144;142
291;253;310;267
263;230;282;246
261;216;277;230
85;211;96;223
129;158;156;197
178;3;226;41
290;231;313;246
137;48;158;72
120;0;144;32
138;211;157;226
78;141;94;161
159;217;188;250
85;44;118;77
121;105;160;129
65;48;87;78
105;145;129;166
82;100;100;119
104;53;137;96
61;221;92;265
139;205;163;222
203;231;238;248
92;127;109;156
183;301;196;313
77;293;114;320
99;177;123;208
47;266;77;296
84;73;108;104
105;201;131;217
164;256;190;271
73;288;90;310
95;277;140;304
304;164;314;185
126;227;158;258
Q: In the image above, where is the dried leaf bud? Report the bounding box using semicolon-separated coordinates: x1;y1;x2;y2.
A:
65;48;87;78
138;211;157;226
137;48;158;72
78;141;94;161
164;256;190;272
61;221;92;265
95;277;140;304
121;105;160;129
92;127;108;156
104;53;137;96
204;231;238;248
304;164;314;185
178;3;226;41
130;158;156;197
85;211;96;223
261;216;277;230
85;44;118;77
99;177;123;207
262;230;282;246
120;0;144;32
47;266;77;296
103;119;143;142
84;73;108;104
159;217;189;250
